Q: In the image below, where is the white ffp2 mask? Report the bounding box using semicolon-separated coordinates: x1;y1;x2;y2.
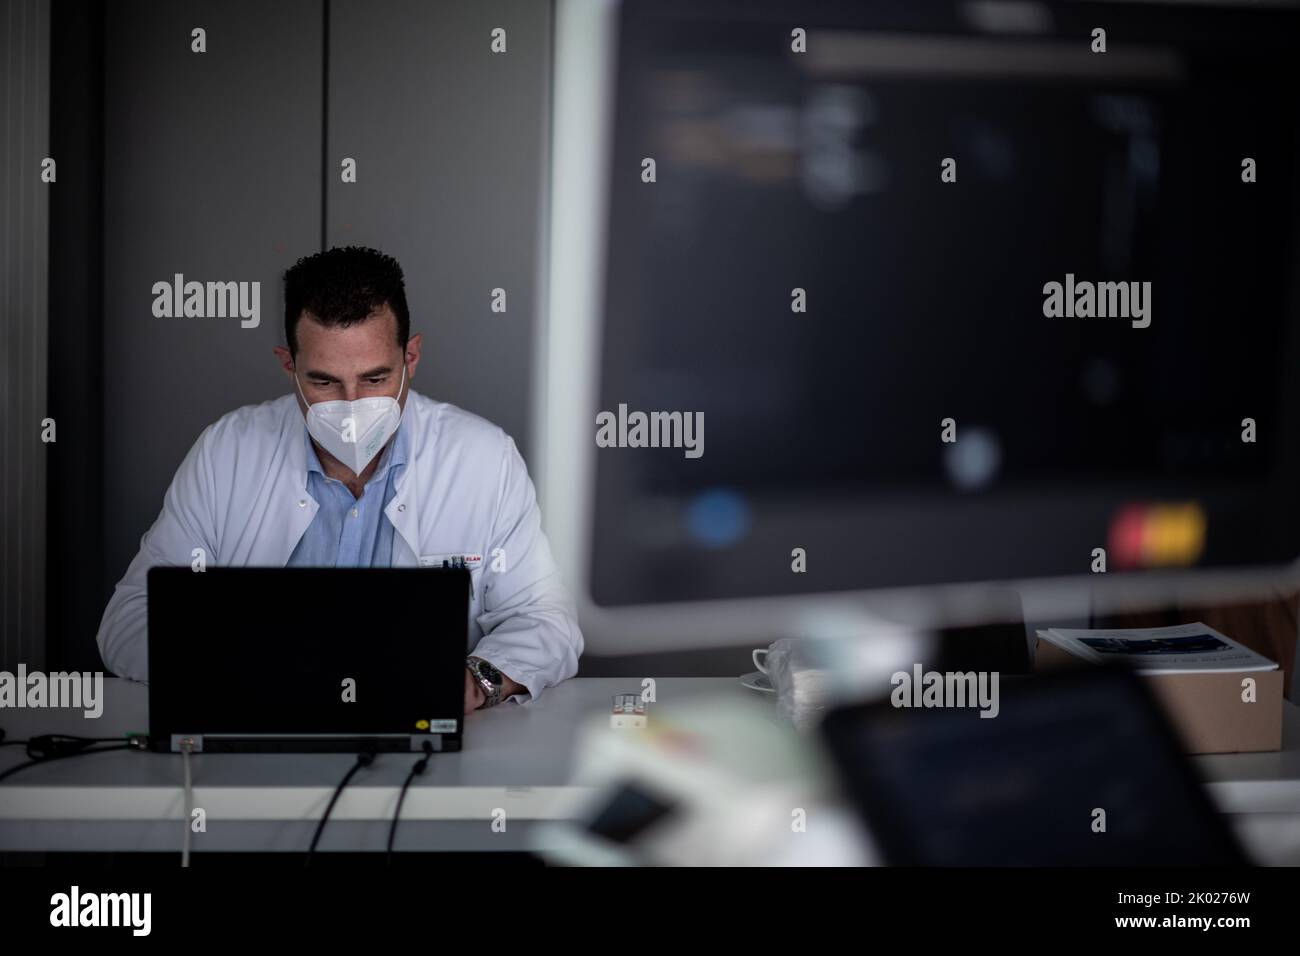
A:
295;364;406;475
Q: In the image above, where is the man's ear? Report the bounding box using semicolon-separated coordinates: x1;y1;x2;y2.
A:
272;345;295;377
273;347;307;414
404;333;423;379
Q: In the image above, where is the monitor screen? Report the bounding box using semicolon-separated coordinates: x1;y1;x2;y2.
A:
588;0;1300;607
819;667;1247;865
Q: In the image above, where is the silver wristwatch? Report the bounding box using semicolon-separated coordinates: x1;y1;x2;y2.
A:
466;656;504;709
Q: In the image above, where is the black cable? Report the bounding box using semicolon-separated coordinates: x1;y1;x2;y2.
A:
1;730;124;753
0;743;133;784
386;741;435;865
24;734;126;761
305;749;376;865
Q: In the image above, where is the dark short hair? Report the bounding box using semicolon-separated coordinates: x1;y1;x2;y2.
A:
283;246;410;356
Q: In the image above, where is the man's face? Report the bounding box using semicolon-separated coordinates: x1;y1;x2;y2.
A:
275;306;421;413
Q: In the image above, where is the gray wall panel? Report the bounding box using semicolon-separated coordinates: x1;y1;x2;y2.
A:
102;0;323;586
326;0;550;457
1;0;50;669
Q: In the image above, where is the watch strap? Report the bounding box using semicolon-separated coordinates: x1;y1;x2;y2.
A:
467;656;503;708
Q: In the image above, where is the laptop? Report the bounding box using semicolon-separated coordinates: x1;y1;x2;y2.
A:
819;666;1248;866
147;567;471;753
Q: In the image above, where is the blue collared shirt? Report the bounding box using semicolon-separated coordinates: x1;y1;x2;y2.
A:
287;417;410;567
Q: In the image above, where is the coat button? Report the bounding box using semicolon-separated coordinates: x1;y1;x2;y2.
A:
398;503;406;512
298;499;307;508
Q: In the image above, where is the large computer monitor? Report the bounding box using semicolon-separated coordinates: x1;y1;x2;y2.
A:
537;0;1300;654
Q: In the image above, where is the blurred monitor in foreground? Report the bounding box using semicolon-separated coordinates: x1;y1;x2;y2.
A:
538;0;1300;654
820;667;1248;865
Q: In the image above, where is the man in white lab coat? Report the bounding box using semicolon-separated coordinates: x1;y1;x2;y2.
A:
96;246;582;712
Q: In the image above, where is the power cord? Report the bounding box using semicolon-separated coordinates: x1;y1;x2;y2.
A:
181;739;196;868
0;739;139;784
26;733;128;758
387;740;435;865
0;729;124;755
305;749;376;865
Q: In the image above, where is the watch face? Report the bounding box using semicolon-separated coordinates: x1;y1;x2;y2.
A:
476;660;502;686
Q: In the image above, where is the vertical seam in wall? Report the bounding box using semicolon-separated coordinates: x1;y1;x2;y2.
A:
530;0;555;473
94;0;106;660
19;0;28;667
320;0;330;252
36;0;49;668
23;0;31;667
4;0;12;667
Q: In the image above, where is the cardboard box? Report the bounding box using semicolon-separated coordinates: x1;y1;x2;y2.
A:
1033;637;1283;754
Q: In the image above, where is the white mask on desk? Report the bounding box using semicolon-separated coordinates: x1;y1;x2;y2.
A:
295;364;406;475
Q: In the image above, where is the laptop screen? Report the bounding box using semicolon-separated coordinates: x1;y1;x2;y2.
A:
147;567;470;745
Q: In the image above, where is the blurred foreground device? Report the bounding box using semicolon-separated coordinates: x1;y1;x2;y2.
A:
540;0;1300;653
147;567;469;753
535;696;867;866
819;667;1248;865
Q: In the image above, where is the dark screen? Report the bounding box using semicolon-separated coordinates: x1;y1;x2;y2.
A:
819;668;1247;865
147;567;470;741
585;780;678;845
591;0;1300;605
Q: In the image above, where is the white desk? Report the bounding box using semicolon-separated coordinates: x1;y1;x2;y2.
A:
0;677;704;854
2;677;1299;860
1193;702;1300;864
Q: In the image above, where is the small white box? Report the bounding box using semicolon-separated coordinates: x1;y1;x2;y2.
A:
610;693;648;729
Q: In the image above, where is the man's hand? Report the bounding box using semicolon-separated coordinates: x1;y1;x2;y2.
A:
463;667;527;714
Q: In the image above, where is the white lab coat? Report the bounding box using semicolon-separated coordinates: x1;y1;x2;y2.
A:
95;390;583;702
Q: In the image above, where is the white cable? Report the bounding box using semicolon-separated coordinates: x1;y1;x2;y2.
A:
181;740;194;868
